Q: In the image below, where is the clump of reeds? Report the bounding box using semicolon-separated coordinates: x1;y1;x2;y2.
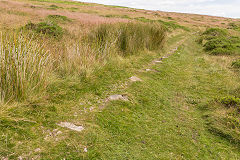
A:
58;22;166;76
86;22;166;56
0;32;50;102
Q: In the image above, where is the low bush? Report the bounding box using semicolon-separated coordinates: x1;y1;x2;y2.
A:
232;59;240;68
200;28;240;55
202;28;227;39
228;22;240;31
48;4;62;10
203;38;232;51
24;21;63;38
210;47;235;55
220;96;240;108
0;32;50;102
46;15;72;23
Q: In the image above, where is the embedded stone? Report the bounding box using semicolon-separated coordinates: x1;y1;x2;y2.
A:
57;122;84;132
154;60;163;63
108;95;128;101
129;76;142;82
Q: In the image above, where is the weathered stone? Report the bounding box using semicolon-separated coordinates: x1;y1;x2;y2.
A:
129;76;142;82
108;95;128;101
154;60;163;63
57;122;84;132
145;69;160;73
34;148;41;152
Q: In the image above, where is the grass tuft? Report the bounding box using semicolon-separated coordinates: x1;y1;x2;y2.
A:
232;59;240;68
0;32;50;102
87;22;166;56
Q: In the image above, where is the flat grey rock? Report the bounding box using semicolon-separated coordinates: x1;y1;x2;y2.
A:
129;76;142;82
154;60;163;63
57;122;84;132
108;95;128;101
145;69;160;72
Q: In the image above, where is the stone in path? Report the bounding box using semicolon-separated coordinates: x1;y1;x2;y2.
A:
129;76;142;82
108;95;128;101
154;60;163;63
145;69;160;72
57;122;84;132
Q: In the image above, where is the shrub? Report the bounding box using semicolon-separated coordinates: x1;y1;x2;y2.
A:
46;15;72;23
203;38;233;51
232;59;240;68
203;28;227;39
48;4;61;10
228;22;240;31
24;21;63;38
0;32;50;102
200;28;240;55
210;47;235;55
220;96;240;108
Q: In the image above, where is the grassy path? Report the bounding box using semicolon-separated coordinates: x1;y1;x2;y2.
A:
1;32;239;159
86;35;240;159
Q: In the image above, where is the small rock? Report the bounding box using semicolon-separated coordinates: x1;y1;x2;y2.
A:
154;60;163;63
57;122;84;132
34;148;41;152
89;107;95;111
108;95;128;101
129;76;142;82
145;69;160;73
56;131;62;135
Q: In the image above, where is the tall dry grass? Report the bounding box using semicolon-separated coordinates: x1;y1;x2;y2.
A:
58;22;166;76
0;21;166;102
0;32;50;102
87;22;166;56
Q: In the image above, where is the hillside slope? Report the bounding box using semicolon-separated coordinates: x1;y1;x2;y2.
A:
0;0;240;159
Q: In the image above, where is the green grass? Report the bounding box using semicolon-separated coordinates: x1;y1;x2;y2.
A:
87;34;240;159
1;31;240;159
0;1;239;158
0;32;183;159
